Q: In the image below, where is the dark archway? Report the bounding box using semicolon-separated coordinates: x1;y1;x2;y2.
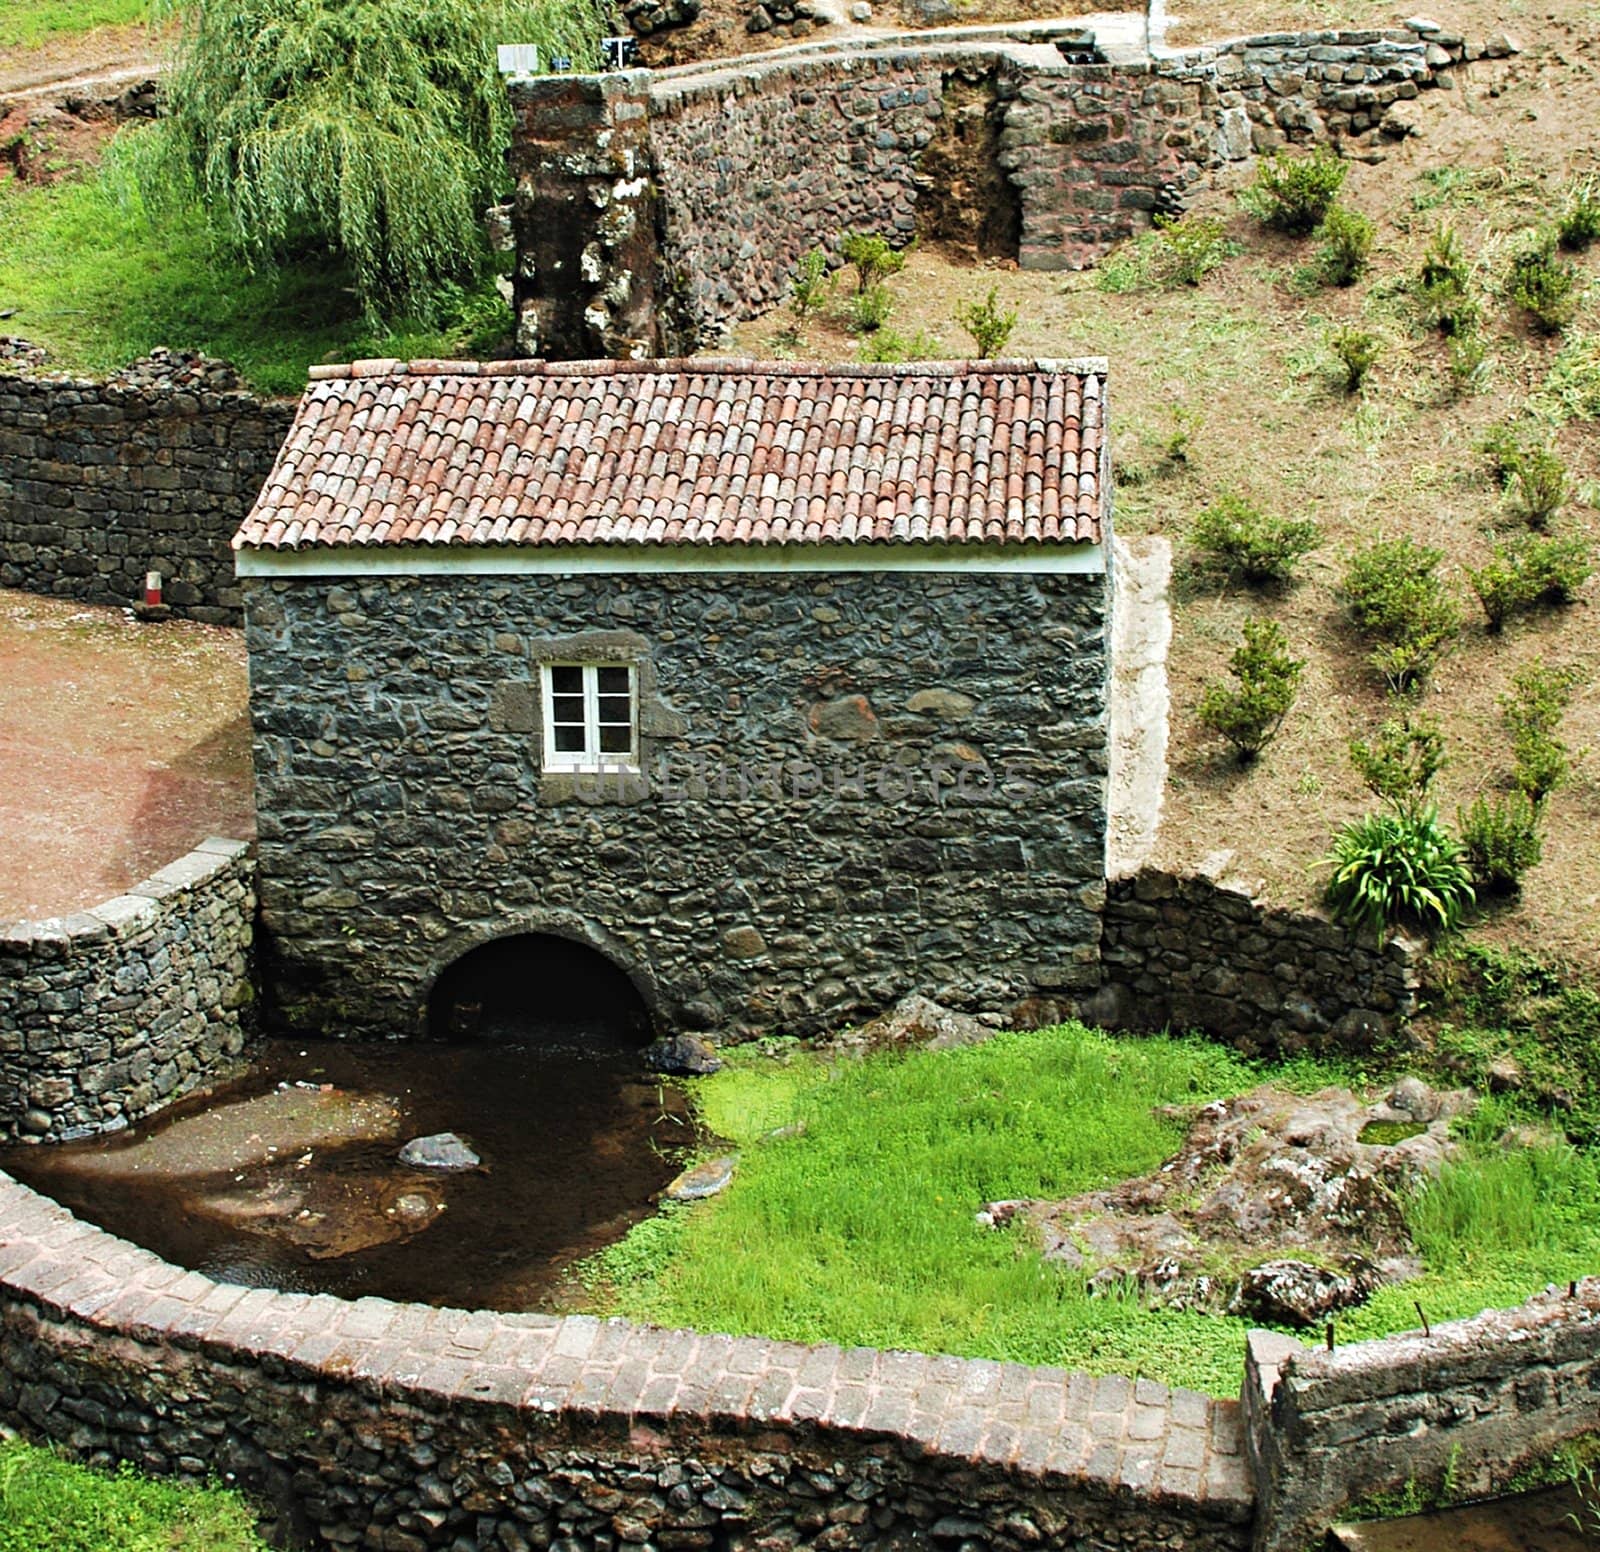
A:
426;933;655;1049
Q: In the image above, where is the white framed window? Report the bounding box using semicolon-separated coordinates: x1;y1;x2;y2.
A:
541;663;639;771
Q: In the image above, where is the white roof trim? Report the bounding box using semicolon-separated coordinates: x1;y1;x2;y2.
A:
236;541;1107;579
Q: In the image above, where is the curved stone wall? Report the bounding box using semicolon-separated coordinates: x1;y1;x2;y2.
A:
0;839;256;1143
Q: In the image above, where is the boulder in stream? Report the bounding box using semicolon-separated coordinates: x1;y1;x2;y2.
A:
398;1132;481;1170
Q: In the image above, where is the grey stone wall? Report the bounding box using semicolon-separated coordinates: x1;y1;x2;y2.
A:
0;840;256;1143
507;22;1469;356
1243;1280;1600;1552
1097;862;1418;1057
0;1170;1254;1552
243;569;1109;1040
0;368;293;624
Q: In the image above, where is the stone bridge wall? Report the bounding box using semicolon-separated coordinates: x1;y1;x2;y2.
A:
507;20;1469;357
0;840;255;1143
1244;1282;1600;1552
0;368;292;625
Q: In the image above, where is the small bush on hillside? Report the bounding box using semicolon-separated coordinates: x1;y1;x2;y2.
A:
1447;327;1489;396
1152;213;1237;286
1330;326;1381;392
847;284;893;335
1315;204;1375;286
1503;660;1581;804
1240;146;1348;235
1507;445;1569;525
954;286;1018;359
1507;235;1578;334
1321;807;1474;937
1558;174;1600;252
1348;714;1445;813
1458;792;1543;895
1342;536;1463;693
787;248;832;329
1197;618;1304;762
1480;422;1529;488
1418;225;1480;337
1190;495;1321;585
1468;533;1590;631
839;231;906;294
1161;405;1201;469
857;327;940;363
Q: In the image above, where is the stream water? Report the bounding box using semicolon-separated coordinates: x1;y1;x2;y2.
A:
0;1035;697;1310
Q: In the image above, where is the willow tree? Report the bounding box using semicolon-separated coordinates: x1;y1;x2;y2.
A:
153;0;607;317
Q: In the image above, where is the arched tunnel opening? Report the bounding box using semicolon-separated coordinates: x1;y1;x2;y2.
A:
426;932;656;1050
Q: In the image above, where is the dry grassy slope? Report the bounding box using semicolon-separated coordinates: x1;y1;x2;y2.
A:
717;3;1600;975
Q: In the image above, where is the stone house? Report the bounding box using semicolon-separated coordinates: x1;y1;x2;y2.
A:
234;356;1113;1042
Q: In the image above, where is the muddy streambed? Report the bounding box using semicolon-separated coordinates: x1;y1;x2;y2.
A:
0;1037;698;1310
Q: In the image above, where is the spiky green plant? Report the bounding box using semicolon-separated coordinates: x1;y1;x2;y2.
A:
1320;808;1474;937
147;0;606;318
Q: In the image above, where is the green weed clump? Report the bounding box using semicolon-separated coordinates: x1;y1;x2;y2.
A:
1241;146;1348;235
1341;537;1463;693
846;284;893;335
0;1438;266;1552
839;231;907;293
1468;532;1592;631
857;327;940;363
1330;326;1381;392
1507;444;1568;526
1457;791;1543;895
1503;660;1580;804
953;286;1018;358
1557;174;1600;252
1507;234;1578;334
1319;807;1474;937
1190;494;1320;585
1197;617;1305;762
1418;224;1480;337
1348;714;1445;813
1314;204;1376;286
1152;213;1237;286
787;248;832;330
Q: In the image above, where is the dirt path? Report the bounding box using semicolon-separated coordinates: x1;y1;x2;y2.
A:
0;22;163;98
0;590;254;924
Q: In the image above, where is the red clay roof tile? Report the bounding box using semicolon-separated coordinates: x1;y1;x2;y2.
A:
235;357;1108;553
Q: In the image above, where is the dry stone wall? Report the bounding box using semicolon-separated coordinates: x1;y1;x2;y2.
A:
0;365;292;624
1243;1280;1600;1552
0;840;255;1144
508;21;1470;356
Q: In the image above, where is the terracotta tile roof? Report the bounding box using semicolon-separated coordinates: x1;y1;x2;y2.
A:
234;357;1107;552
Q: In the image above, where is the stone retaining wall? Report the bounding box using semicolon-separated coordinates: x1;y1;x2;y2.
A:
1243;1280;1600;1552
0;1171;1253;1552
1095;861;1418;1056
0;369;292;625
0;840;256;1143
507;20;1471;356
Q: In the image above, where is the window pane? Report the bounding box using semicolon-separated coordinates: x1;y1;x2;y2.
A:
550;665;582;694
597;695;631;724
597;666;631;695
551;694;585;723
598;723;632;755
554;724;587;753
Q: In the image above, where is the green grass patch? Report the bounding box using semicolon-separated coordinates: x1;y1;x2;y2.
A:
0;133;511;396
0;1438;265;1552
0;0;149;48
584;1024;1600;1395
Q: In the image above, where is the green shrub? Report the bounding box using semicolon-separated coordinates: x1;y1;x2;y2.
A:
1196;617;1305;761
1503;660;1580;804
1418;225;1479;337
1348;714;1445;813
1330;326;1381;392
954;286;1019;359
1152;213;1236;285
846;284;893;335
1507;234;1578;334
787;248;832;328
1240;146;1348;235
1507;445;1568;526
1190;494;1320;585
1479;422;1529;488
1341;537;1463;692
1446;328;1489;396
1315;204;1375;285
1558;174;1600;252
1320;807;1475;937
856;326;939;363
839;231;906;294
1469;533;1592;630
1458;791;1543;895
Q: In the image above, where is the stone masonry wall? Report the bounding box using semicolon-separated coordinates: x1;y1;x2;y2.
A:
1243;1280;1600;1552
508;21;1470;355
0;369;293;624
0;1172;1253;1552
0;840;255;1143
243;570;1109;1041
1097;862;1418;1057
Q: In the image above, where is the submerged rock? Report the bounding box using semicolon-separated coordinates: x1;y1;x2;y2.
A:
664;1155;737;1201
399;1132;481;1170
642;1035;722;1075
